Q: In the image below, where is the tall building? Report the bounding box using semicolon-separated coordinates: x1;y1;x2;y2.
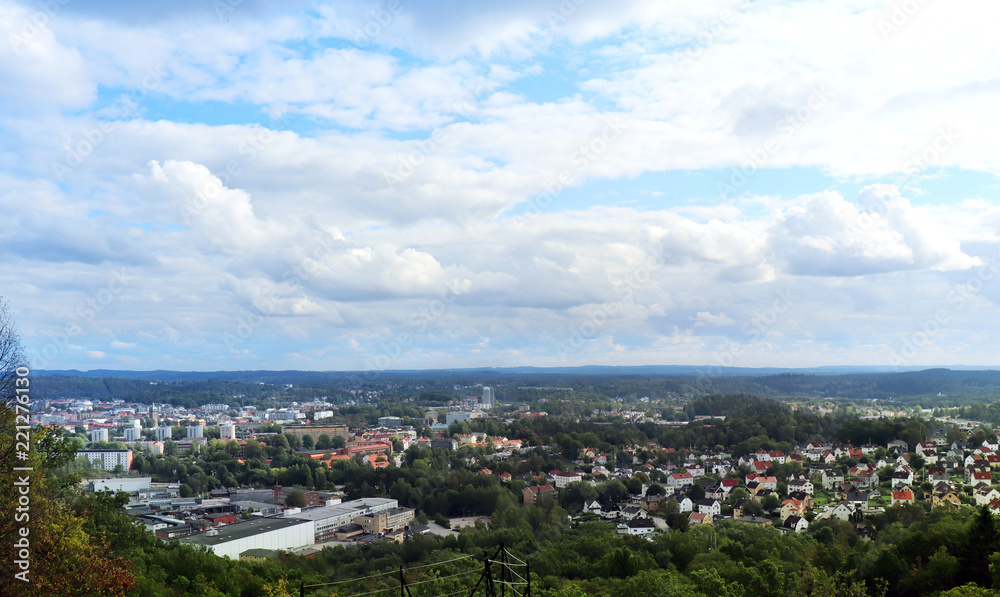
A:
482;387;494;409
124;427;142;442
155;426;172;442
78;449;133;471
89;428;109;443
187;424;204;439
220;423;237;440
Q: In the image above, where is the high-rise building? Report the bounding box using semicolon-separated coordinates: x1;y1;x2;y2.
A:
155;426;172;442
89;428;109;443
187;424;204;439
124;427;142;442
220;423;237;440
482;387;494;409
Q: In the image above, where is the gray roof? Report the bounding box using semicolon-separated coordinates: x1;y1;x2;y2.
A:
285;498;397;522
181;517;311;546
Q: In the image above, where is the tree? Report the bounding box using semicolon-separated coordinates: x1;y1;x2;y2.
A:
316;433;333;450
285;488;308;508
0;299;25;408
302;434;315;449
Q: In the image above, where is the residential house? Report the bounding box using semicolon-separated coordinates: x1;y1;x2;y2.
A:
928;467;949;483
768;450;787;464
975;484;1000;506
667;494;694;513
549;471;584;489
686;464;706;478
822;469;845;490
617;518;657;536
720;478;741;495
780;499;806;521
787;491;815;510
891;471;914;489
705;485;725;500
835;482;858;501
854;469;879;489
755;476;778;491
667;472;694;490
891;489;914;506
620;506;647;521
815;503;854;521
688;512;712;526
523;485;557;506
787;479;814;495
932;489;961;509
970;470;993;486
697;499;721;517
640;494;665;512
782;515;809;533
887;439;909;453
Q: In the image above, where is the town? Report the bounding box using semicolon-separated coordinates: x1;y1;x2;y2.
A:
30;371;1000;581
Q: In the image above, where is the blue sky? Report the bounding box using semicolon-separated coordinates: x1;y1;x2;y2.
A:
2;0;1000;372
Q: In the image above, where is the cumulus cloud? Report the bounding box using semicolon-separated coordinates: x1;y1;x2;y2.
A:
770;186;980;276
6;0;1000;369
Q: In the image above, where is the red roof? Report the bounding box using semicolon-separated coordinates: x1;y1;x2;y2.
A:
892;490;914;500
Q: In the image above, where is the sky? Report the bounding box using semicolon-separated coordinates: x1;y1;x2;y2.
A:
3;0;1000;373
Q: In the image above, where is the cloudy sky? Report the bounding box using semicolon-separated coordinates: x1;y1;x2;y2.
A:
3;0;1000;372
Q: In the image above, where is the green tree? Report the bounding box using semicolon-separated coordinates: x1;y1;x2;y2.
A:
285;488;308;508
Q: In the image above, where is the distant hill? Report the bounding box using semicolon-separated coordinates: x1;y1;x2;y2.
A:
37;363;992;382
30;366;1000;404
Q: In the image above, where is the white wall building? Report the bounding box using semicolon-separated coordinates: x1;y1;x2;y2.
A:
286;498;399;543
180;517;315;559
89;428;109;443
187;424;204;439
155;426;173;442
220;423;237;440
78;449;132;471
124;427;142;442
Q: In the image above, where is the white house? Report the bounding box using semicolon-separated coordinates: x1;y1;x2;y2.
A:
697;499;721;517
782;515;809;533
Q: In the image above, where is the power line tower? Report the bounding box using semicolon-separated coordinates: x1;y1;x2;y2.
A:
467;544;530;597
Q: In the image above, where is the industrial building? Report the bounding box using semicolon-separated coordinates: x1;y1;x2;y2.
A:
179;517;315;559
285;498;400;543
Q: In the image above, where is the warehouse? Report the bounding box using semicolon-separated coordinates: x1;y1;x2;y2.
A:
180;517;315;559
286;498;399;543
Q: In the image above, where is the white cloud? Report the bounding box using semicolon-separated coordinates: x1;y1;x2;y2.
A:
5;0;1000;369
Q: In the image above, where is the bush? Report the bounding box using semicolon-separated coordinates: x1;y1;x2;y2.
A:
433;513;451;528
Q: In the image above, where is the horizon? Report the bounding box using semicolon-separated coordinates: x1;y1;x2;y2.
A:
4;1;1000;371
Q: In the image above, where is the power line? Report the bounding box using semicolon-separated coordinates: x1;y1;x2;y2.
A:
301;544;530;597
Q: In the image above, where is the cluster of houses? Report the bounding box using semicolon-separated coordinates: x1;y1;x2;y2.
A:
519;434;1000;537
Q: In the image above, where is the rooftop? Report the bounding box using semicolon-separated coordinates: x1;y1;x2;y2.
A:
285;498;397;522
181;517;311;546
